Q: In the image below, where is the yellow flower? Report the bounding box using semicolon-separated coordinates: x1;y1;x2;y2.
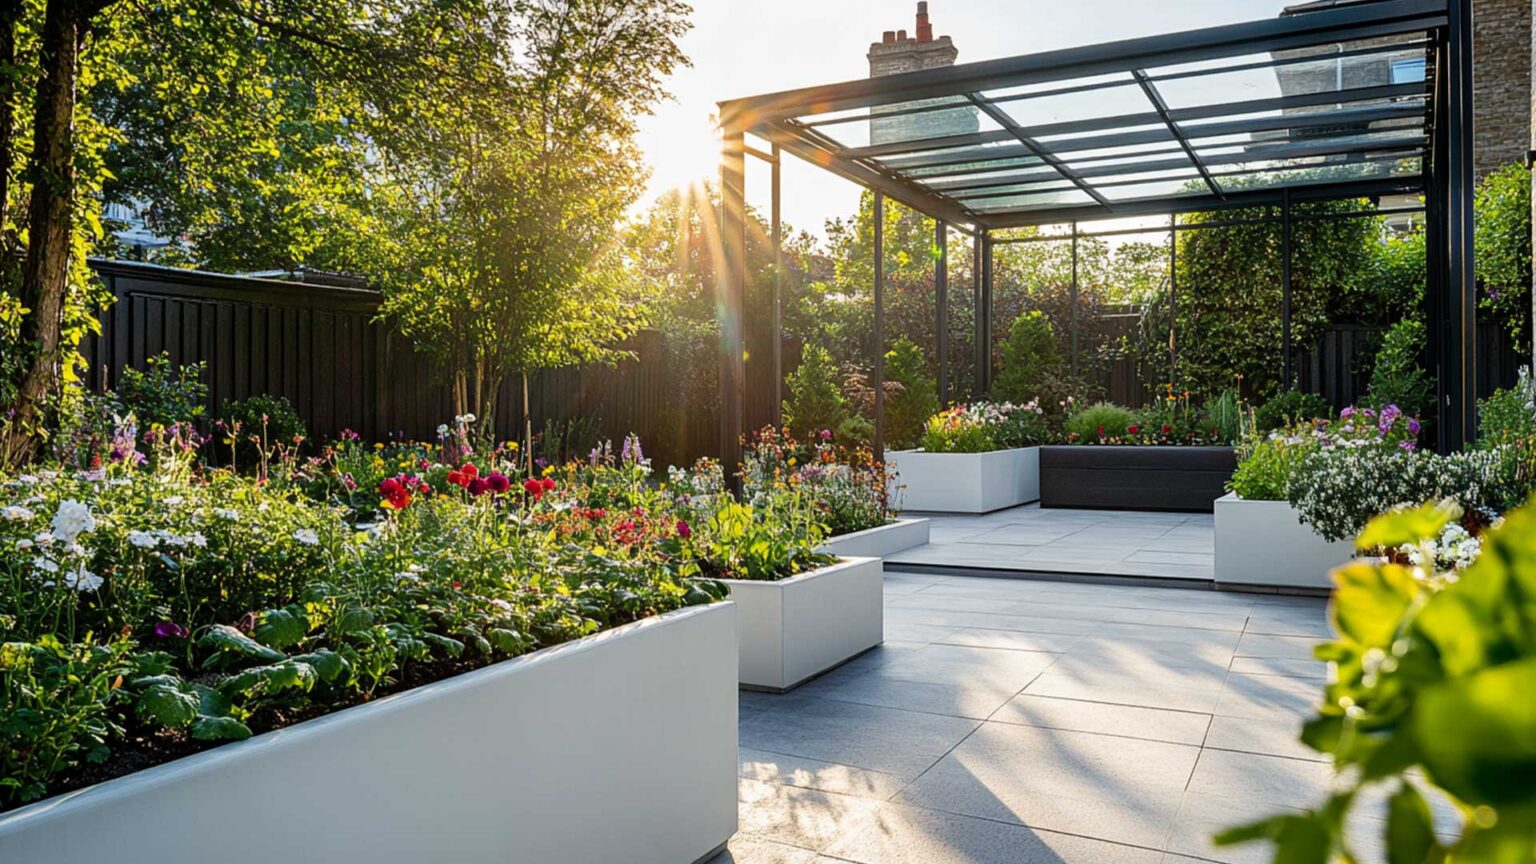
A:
542;465;555;477
374;442;384;451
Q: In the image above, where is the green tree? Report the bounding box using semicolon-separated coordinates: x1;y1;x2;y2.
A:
1473;162;1531;352
991;310;1062;405
882;337;937;449
782;344;849;443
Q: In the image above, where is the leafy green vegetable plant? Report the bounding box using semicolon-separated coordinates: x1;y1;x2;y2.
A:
1218;499;1536;862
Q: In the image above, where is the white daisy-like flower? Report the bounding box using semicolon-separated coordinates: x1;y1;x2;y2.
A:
33;531;54;547
64;565;103;592
16;474;38;485
16;539;33;550
51;500;96;542
33;556;59;574
187;532;207;548
213;508;240;521
3;505;35;521
162;495;185;507
127;530;158;548
293;528;320;546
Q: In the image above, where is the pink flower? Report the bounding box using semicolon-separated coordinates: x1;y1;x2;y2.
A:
676;519;692;540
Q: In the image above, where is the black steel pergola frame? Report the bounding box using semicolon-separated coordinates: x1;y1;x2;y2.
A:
714;0;1476;483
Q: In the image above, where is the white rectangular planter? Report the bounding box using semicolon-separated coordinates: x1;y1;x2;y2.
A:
721;557;883;691
1215;492;1355;589
886;447;1040;513
820;517;931;559
0;603;739;864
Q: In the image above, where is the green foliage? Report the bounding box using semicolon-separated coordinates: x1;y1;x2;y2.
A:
1365;318;1434;420
1201;389;1243;444
1219;500;1536;861
919;403;1049;453
694;501;833;583
1171;200;1381;400
1229;420;1319;502
116;353;207;429
783;345;852;444
1473;162;1532;350
1254;390;1332;431
0;636;136;805
991;311;1061;405
741;427;892;537
882;338;939;450
1476;368;1536;449
219;394;307;468
1065;402;1134;443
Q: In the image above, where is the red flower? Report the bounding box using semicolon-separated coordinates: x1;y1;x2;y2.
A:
1096;425;1106;438
1160;424;1172;435
541;477;556;493
467;477;490;496
676;519;692;539
462;464;479;478
524;478;547;501
1127;424;1140;436
447;469;469;488
486;472;511;494
379;476;412;511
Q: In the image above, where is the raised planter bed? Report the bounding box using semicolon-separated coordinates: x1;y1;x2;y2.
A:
1039;445;1236;512
820;517;931;559
885;447;1040;513
1214;492;1354;590
0;603;739;864
721;556;883;692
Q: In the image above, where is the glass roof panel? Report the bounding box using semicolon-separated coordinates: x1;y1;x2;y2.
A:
965;189;1097;212
798;103;997;151
980;84;1152;129
1097;177;1208;202
1212;157;1421;195
923;168;1067;192
1154;41;1429;112
982;72;1133;101
939;180;1083;202
796;95;973;128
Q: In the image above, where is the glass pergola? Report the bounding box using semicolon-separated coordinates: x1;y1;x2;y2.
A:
714;0;1475;478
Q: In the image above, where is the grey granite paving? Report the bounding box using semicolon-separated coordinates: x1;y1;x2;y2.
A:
886;505;1215;581
707;570;1437;864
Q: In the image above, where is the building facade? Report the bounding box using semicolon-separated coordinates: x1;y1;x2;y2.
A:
867;2;978;146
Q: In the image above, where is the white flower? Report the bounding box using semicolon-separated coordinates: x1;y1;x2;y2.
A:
16;474;38;485
162;495;185;507
490;598;513;612
33;556;58;574
32;531;53;547
109;478;131;487
63;565;103;592
51;500;96;542
436;424;450;436
213;508;240;521
16;539;33;550
396;571;421;583
293;528;320;546
3;505;35;522
161;533;188;547
187;531;208;548
127;530;159;549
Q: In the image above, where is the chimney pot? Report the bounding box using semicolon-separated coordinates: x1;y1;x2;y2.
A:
882;30;895;44
915;2;934;43
896;28;907;40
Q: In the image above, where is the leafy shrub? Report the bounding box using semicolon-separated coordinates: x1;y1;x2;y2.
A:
1476;367;1535;448
1473;161;1531;349
116;353;208;429
991;311;1061;405
1254;390;1331;432
1288;446;1520;541
1365;318;1434;420
783;345;852;444
882;338;938;450
1228;432;1316;501
219;394;307;469
693;501;833;582
1064;401;1134;443
1219;500;1536;860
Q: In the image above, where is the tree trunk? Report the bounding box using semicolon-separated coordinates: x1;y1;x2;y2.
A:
522;371;532;476
3;0;94;466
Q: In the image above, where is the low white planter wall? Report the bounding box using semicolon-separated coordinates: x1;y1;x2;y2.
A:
887;447;1040;513
820;517;930;559
722;556;883;691
1214;492;1355;589
0;603;739;864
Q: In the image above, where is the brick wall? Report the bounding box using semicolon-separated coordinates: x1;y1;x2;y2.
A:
1474;0;1531;177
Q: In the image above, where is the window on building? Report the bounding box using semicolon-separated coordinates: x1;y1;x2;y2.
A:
1390;57;1426;84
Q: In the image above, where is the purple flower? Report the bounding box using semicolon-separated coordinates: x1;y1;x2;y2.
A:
820;429;833;441
1339;407;1355;420
1399;440;1417;451
154;621;190;639
1408;418;1422;436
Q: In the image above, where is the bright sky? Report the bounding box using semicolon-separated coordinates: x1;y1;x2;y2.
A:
634;0;1296;237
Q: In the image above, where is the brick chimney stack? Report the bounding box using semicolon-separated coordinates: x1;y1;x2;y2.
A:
916;1;933;43
866;3;975;144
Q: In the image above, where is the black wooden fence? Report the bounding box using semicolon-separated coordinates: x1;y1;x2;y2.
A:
79;260;1528;467
79;260;718;469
